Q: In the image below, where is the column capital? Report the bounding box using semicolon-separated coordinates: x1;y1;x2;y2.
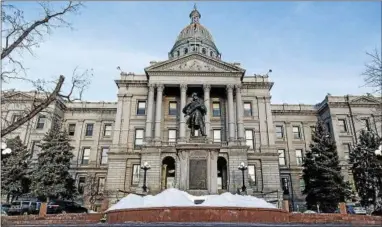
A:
180;83;188;92
148;83;155;92
234;84;242;90
156;84;165;92
226;84;234;92
203;84;211;91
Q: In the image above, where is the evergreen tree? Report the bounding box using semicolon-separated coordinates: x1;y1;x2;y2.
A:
350;130;382;212
30;123;78;202
1;136;31;203
302;120;349;213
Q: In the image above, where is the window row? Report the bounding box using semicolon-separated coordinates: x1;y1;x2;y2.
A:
77;176;105;195
80;147;109;165
275;125;304;140
338;118;371;132
281;177;306;195
66;123;113;137
172;48;216;58
136;101;254;117
278;149;304;166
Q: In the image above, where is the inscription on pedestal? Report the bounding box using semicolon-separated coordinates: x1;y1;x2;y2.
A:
189;159;207;190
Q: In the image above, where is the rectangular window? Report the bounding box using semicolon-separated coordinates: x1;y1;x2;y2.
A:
168;129;177;143
137;101;146;115
12;114;21;123
310;126;316;140
343;143;351;161
296;149;303;165
292;126;301;139
100;147;109;165
212;102;221;117
169;101;177;116
245;130;254;149
213;129;221;143
278;149;286;166
248;165;256;186
326;122;331;134
81;148;90;165
275;126;284;139
134;129;144;149
78;177;86;195
243;102;252;117
361;119;371;131
85;123;94;137
300;178;305;193
68;124;76;136
98;177;105;193
103;124;112;137
36;116;46;129
338;119;348;132
132;164;140;185
31;141;41;160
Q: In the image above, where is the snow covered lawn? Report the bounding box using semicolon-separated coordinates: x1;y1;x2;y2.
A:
107;188;277;211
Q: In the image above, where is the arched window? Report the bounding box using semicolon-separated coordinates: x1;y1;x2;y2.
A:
202;48;206;54
184;48;188;54
176;51;180;57
210;51;213;57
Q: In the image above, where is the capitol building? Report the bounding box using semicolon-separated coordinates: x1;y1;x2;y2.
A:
2;6;381;211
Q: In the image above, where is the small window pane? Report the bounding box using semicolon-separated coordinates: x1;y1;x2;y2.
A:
12;114;21;123
278;149;286;166
300;178;305;192
338;119;347;132
293;126;301;139
98;178;105;193
275;126;284;139
169;102;177;116
78;177;86;194
85;124;94;136
245;130;254;149
361;119;370;131
100;147;109;164
248;165;256;186
310;126;316;139
212;102;221;117
168;129;176;142
132;165;140;185
213;129;221;142
81;148;90;164
296;149;303;165
244;103;252;117
104;124;112;136
135;129;144;148
68;124;76;136
137;101;146;115
36;116;46;129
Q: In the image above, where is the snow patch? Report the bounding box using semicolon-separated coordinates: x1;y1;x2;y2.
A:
107;188;277;211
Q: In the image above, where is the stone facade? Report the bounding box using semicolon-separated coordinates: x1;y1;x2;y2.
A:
1;7;381;211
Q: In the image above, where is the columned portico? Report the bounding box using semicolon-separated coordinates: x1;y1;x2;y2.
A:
179;84;187;142
154;84;164;143
145;84;155;143
203;84;211;140
235;84;245;143
226;84;235;142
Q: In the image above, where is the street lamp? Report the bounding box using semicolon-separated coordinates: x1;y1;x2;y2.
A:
1;142;12;155
238;162;248;193
141;162;151;193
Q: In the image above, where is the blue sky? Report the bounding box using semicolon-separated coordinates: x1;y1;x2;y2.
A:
2;1;381;104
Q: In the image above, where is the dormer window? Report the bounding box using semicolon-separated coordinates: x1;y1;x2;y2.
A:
177;51;180;56
210;51;213;57
184;48;188;54
202;48;206;54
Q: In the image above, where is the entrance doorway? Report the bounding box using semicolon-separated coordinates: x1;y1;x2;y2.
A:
217;157;228;190
161;156;176;189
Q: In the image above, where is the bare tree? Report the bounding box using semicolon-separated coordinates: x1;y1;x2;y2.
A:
1;1;93;137
362;49;382;94
83;174;110;211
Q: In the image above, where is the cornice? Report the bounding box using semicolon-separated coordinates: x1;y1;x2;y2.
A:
242;82;274;90
272;110;318;116
147;71;242;77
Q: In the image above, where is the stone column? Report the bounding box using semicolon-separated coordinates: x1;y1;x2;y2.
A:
179;84;187;143
226;84;235;142
203;84;211;140
145;84;155;143
154;84;164;143
235;84;245;143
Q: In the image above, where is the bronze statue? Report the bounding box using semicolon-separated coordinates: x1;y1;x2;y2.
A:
182;92;206;136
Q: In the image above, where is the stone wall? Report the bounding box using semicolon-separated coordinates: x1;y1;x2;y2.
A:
1;213;103;226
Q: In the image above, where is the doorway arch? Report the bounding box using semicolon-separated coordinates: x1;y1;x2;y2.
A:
161;156;176;189
217;157;228;190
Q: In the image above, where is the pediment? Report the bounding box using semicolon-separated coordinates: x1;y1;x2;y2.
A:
350;96;381;104
145;53;245;73
2;92;36;101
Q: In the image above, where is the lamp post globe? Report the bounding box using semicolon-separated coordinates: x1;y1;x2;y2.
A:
238;162;248;193
141;162;151;193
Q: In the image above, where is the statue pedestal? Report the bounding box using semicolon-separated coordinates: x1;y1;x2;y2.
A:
189;135;207;144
